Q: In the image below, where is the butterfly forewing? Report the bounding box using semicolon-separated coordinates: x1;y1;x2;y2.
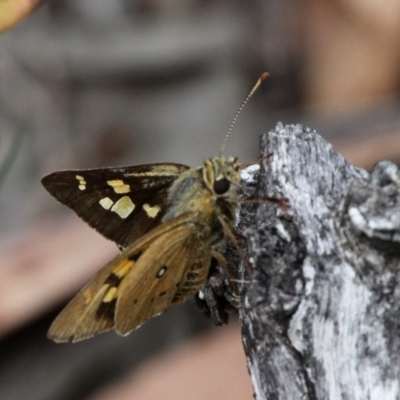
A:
42;163;189;248
47;212;204;343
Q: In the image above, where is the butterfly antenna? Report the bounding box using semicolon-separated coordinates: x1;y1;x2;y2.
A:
220;72;270;156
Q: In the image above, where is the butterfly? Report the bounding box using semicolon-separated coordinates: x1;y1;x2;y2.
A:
43;157;243;342
42;73;268;343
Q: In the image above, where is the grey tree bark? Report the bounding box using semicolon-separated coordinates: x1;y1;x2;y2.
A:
239;123;400;400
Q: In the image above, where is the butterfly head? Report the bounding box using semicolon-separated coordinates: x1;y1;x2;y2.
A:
203;156;241;197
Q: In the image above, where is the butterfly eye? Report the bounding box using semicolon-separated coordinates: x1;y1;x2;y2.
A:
213;178;230;194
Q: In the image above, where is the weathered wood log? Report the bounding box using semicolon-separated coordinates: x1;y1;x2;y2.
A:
239;123;400;400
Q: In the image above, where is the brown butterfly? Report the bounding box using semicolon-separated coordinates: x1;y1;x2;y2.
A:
42;73;268;343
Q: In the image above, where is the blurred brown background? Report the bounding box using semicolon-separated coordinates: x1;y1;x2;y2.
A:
1;1;400;399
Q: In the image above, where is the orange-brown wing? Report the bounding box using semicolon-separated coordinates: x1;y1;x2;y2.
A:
47;212;203;343
115;222;211;335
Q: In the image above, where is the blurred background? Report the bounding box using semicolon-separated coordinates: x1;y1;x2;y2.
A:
1;1;400;399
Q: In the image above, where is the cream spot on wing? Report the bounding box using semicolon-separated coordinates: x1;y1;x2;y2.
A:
111;196;135;219
76;175;87;190
143;203;161;218
107;179;130;194
126;165;183;177
99;197;114;210
103;286;118;303
114;260;133;278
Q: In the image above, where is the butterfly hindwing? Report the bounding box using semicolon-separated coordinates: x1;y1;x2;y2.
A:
47;212;208;342
115;217;211;335
41;163;189;248
47;256;130;343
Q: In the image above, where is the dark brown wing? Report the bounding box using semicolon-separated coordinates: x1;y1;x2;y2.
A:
42;163;189;248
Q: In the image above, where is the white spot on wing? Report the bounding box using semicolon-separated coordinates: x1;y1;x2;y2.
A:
143;203;161;218
76;175;87;190
107;180;131;194
111;196;135;219
157;266;167;278
99;197;114;210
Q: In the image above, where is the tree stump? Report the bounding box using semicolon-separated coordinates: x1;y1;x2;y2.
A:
240;123;400;400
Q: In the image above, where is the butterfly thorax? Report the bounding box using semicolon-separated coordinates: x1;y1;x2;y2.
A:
163;156;241;246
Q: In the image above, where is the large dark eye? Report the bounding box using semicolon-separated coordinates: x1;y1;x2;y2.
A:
213;178;230;194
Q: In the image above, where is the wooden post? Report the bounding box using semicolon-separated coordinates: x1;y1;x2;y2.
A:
239;123;400;399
